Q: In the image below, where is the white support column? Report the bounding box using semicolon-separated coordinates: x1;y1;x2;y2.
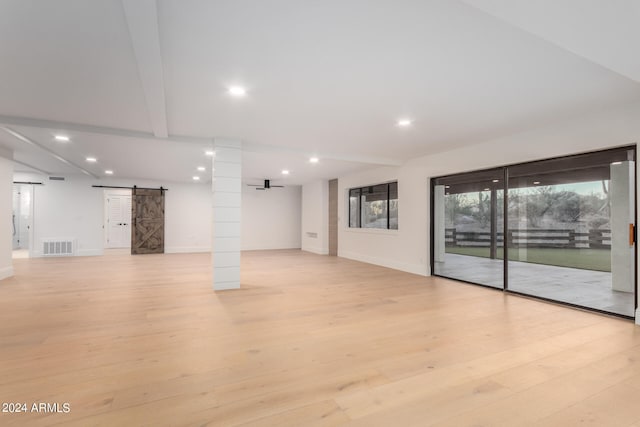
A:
610;160;634;294
433;185;445;265
212;140;242;290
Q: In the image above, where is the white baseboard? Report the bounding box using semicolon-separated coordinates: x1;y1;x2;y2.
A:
241;246;302;251
78;249;103;257
338;251;427;276
31;249;103;258
214;281;240;291
0;266;14;281
302;246;329;255
165;246;211;254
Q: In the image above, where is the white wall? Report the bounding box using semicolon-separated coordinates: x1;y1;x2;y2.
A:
164;182;211;253
336;167;426;273
241;185;302;250
0;148;13;280
30;175;104;256
301;180;329;254
12;173;213;256
337;101;640;282
10;172;303;257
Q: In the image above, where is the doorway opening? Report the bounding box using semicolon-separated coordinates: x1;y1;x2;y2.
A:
103;189;132;252
12;183;33;259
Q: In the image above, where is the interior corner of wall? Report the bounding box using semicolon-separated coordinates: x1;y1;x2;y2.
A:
0;266;14;281
302;246;328;255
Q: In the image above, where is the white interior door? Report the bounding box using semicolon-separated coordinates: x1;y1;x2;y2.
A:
105;191;132;248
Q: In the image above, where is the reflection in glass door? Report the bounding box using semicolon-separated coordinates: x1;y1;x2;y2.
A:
433;168;504;289
507;149;635;317
432;147;636;318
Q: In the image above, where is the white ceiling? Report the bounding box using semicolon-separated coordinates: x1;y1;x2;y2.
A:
1;0;639;184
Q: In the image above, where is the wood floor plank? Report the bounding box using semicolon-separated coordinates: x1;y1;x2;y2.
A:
535;383;640;427
0;249;638;426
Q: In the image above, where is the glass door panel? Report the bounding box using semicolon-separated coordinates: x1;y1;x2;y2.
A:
433;168;504;289
432;147;636;318
507;148;635;316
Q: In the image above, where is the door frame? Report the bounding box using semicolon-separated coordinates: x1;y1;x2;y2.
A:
103;189;133;249
12;183;35;258
430;145;637;320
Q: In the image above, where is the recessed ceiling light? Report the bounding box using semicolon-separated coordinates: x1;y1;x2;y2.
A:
197;166;206;172
86;157;97;163
484;188;490;191
205;150;215;156
105;170;113;175
533;181;541;185
193;176;200;181
309;157;319;164
492;179;499;183
444;185;450;189
397;119;412;127
612;161;622;165
228;86;247;97
282;170;290;175
54;135;69;142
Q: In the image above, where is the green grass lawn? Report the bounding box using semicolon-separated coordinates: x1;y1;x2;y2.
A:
445;246;611;272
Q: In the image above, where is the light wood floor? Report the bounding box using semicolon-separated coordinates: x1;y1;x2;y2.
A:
1;250;640;426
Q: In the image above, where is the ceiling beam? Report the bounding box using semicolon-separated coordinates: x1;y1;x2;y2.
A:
12;159;50;175
0;115;208;144
122;0;169;138
0;127;99;178
0;115;402;167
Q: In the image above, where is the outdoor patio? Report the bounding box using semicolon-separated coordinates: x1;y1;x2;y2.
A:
435;253;634;316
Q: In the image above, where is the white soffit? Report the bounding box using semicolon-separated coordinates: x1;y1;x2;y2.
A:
463;0;640;85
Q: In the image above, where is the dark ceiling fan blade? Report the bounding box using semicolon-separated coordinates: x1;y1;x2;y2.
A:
247;180;284;189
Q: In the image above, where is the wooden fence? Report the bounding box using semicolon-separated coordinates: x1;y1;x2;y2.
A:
445;228;611;249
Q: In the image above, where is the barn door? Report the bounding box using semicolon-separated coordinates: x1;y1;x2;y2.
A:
131;188;165;255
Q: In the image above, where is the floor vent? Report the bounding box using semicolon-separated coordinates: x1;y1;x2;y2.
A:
42;239;76;256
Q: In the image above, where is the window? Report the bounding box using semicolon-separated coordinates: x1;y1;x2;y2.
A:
349;182;398;229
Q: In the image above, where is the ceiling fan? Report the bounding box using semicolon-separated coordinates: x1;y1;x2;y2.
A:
246;179;284;190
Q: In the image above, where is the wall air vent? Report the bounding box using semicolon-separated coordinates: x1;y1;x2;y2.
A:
42;239;76;256
49;176;65;181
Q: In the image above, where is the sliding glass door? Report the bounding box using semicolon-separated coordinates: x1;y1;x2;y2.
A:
433;168;504;289
507;149;635;316
432;147;636;317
